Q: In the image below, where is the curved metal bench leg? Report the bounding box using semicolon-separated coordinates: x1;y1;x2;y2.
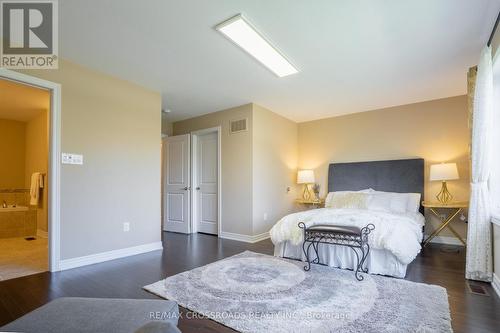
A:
312;237;322;264
352;247;364;281
360;223;375;276
360;243;370;273
302;240;314;271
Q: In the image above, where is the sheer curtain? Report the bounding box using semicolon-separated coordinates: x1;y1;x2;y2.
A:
491;59;500;212
466;46;494;282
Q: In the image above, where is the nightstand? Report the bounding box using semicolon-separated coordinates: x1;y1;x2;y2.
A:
295;199;324;209
422;201;468;247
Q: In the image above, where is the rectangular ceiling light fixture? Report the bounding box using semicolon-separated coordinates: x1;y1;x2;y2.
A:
215;14;298;77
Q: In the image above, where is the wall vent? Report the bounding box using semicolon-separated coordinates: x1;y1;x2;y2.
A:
230;118;248;134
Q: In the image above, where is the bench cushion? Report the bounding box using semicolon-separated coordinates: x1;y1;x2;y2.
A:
307;224;361;235
0;297;179;333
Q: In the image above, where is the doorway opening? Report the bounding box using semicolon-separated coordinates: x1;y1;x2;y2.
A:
0;78;50;280
0;69;62;275
162;127;221;236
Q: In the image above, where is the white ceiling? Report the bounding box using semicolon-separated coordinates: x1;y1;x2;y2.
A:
59;0;500;122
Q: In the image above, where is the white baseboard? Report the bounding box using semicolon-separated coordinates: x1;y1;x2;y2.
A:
59;241;163;271
424;235;465;246
252;232;270;243
219;231;270;243
493;273;500;299
37;229;48;238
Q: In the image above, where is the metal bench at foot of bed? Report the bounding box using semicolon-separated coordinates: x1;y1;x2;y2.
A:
298;222;375;281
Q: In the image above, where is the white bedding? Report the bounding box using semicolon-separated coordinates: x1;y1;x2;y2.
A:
269;208;424;265
274;242;408;277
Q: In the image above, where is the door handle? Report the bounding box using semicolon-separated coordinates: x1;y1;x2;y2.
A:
183;186;190;191
195;187;200;190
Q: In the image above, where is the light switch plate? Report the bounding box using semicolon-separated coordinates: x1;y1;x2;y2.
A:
62;153;84;165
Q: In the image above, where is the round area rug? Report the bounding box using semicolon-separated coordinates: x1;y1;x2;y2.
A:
200;256;307;294
144;251;452;333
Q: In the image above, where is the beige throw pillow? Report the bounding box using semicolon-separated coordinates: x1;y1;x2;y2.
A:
328;192;369;209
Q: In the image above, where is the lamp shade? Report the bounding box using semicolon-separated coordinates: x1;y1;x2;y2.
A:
297;170;315;184
430;163;459;181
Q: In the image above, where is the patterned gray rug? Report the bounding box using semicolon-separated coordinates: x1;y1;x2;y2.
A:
144;251;452;333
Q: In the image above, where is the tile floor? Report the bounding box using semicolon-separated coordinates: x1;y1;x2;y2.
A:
0;237;48;281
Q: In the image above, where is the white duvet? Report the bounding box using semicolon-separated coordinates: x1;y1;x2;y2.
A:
269;208;424;265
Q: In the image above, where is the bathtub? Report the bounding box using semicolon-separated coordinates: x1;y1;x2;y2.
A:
0;205;35;238
0;205;29;213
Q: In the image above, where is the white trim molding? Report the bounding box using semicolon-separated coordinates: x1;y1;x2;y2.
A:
0;68;62;272
219;231;269;243
59;242;163;271
424;235;466;246
493;273;500;299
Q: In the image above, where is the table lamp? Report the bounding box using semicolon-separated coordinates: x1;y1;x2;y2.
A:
430;163;459;204
297;170;315;201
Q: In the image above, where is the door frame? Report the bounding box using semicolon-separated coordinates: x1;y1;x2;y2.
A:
190;126;221;235
0;68;62;272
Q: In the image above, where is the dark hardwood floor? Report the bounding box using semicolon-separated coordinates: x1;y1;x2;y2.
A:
1;232;499;332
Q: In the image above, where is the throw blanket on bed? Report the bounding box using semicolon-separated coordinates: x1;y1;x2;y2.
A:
269;208;424;264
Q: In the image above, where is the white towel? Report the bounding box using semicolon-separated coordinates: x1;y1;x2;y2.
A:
30;172;43;206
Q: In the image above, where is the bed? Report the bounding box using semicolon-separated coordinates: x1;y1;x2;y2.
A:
271;158;425;278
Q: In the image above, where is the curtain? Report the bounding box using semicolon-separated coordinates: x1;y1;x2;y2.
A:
466;46;494;282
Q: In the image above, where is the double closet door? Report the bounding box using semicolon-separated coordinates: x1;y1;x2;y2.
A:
162;130;219;235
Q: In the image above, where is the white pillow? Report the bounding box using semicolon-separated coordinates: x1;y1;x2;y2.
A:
324;189;374;208
406;193;422;213
368;191;421;213
365;194;390;212
365;192;407;213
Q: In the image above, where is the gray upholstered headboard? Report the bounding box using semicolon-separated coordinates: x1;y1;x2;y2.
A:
328;158;425;213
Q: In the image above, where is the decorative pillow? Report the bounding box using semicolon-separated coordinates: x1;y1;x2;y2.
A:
324;189;374;208
328;192;369;209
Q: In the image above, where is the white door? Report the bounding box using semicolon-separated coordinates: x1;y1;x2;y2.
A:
163;134;191;233
194;131;219;234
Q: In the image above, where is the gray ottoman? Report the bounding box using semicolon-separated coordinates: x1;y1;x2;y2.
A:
0;297;180;333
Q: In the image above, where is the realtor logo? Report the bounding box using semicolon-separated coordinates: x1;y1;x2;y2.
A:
1;0;58;69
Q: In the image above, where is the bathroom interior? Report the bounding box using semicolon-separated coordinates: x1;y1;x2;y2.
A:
0;78;50;281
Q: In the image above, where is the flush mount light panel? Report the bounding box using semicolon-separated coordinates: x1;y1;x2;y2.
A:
215;14;298;77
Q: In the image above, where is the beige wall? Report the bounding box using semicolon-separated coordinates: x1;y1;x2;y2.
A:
0;119;26;189
173;104;254;235
298;95;470;238
25;110;49;232
252;104;298;235
21;60;162;259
